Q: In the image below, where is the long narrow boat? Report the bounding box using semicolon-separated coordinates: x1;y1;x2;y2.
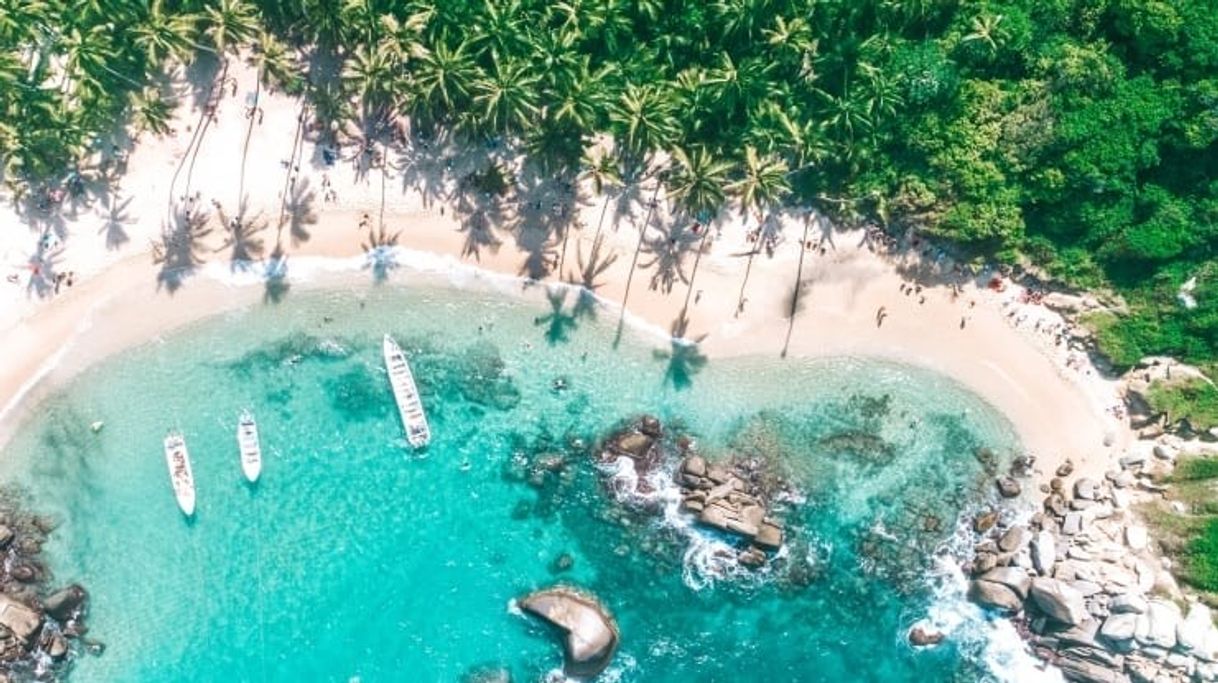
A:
163;431;196;516
237;409;262;483
382;334;431;448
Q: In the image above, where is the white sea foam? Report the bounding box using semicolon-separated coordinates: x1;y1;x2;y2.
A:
918;511;1064;683
597;456;771;591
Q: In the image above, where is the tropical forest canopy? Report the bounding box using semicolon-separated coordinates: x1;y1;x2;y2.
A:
0;0;1215;370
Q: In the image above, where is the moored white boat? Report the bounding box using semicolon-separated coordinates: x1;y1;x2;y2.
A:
237;410;262;483
382;334;431;448
163;431;196;516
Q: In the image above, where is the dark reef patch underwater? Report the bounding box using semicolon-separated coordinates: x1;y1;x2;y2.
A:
0;286;1029;681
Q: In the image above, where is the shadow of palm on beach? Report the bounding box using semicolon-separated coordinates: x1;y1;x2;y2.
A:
217;199;268;271
153;203;212;293
99;194;134;249
281;178;318;247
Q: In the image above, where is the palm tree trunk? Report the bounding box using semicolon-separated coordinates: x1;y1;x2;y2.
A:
781;216;813;358
237;70;262;208
614;180;662;347
277;100;307;237
680;229;710;320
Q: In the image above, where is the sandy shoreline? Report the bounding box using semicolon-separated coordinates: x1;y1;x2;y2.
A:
0;59;1130;489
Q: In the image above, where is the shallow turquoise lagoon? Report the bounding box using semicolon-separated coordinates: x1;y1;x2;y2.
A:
0;283;1020;682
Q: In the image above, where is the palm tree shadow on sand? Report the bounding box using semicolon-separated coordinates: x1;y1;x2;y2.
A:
570;234;618;321
280;177;318;247
654;312;708;390
153;203;213;293
99;194;134;250
216;198;268;271
535;287;579;345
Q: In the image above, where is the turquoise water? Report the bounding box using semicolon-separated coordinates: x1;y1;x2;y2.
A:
0;283;1019;681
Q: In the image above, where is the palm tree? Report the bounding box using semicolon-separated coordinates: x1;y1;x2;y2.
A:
409;39;476;125
129;88;174;137
609;83;679;175
666;146;733;218
470;53;540;136
203;0;260;78
615;174;665;347
728;146;790;313
962;13;1005;54
132;1;207;67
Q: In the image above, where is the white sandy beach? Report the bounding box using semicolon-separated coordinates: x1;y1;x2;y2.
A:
0;59;1130;486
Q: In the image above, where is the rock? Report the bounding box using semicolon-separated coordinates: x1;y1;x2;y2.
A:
968;580;1023;613
1045;493;1068;517
1058;460;1076;477
0;527;13;550
1120;452;1147;469
1032;530;1057;575
9;564;35;583
613;433;652;459
981;567;1032;600
738;547;767;569
639;416;662;438
0;596;42;644
1030;578;1089;626
972;552;999;575
1178;603;1212;653
996;477;1022;498
519;587;619;678
974;511;999;533
681;455;706;477
1153;444;1177;461
1072;580;1103;597
1111;593;1149;615
999;526;1028;553
1063;512;1084;536
754;523;783;550
46;633;68;660
908;624;944;647
1112;471;1136;489
461;665;512;683
1075;478;1100;501
1137;599;1181;650
1100;613;1139;643
551;554;574;574
1125;525;1148;552
1056;651;1130;683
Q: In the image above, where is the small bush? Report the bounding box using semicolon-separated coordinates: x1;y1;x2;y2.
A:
1147;379;1218;432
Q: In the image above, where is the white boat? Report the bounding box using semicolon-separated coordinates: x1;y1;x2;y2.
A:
163;431;196;516
237;410;262;483
382;334;431;448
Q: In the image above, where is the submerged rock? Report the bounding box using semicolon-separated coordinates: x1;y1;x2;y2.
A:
520;587;619;678
908;624;945;647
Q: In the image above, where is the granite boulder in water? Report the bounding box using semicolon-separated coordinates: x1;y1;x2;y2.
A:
520;587;619;678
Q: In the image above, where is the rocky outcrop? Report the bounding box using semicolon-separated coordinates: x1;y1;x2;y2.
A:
675;455;786;559
519;587;619;678
0;490;94;678
963;434;1218;683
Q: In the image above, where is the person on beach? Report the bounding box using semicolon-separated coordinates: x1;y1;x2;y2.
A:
876;306;887;327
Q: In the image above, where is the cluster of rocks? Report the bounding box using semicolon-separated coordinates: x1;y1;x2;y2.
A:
674;455;785;567
597;415;789;570
0;493;96;682
964;455;1218;683
519;586;619;678
598;415;667;486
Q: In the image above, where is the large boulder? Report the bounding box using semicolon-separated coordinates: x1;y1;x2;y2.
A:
1032;530;1057;575
1030;578;1089;626
980;567;1032;600
1178;603;1213;653
520;587;619;678
0;595;42;644
1136;599;1181;650
968;580;1023;613
1100;613;1139;644
42;584;87;623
